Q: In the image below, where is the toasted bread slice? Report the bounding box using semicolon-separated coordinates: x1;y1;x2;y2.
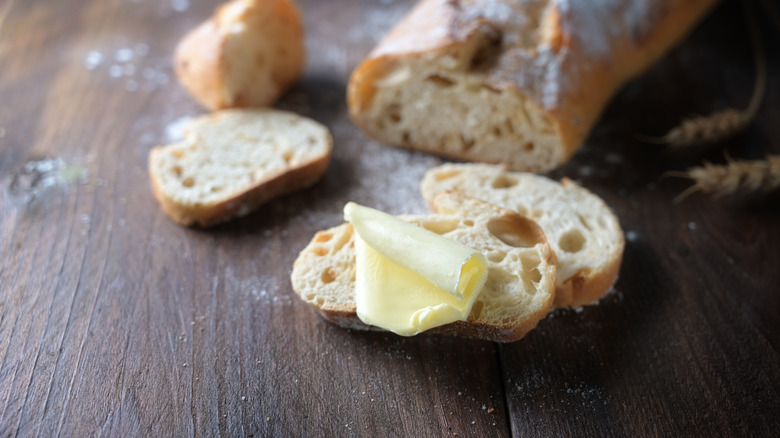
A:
174;0;305;110
421;163;624;307
291;191;557;342
149;109;331;227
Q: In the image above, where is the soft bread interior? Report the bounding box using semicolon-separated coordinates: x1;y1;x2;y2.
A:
291;192;557;340
348;0;566;172
149;109;331;226
421;163;624;307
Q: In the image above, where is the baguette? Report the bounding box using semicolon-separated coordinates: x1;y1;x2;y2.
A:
347;0;719;171
174;0;305;110
291;191;557;342
149;109;332;227
421;163;623;308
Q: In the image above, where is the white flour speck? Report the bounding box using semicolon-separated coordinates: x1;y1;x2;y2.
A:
134;43;149;56
626;230;639;242
171;0;190;12
115;48;134;63
109;65;123;78
84;51;103;70
688;222;697;230
165;116;194;142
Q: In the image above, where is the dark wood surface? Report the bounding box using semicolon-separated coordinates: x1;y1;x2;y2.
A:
1;0;778;436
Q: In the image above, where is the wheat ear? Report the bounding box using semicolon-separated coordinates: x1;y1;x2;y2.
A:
640;0;766;148
665;155;780;203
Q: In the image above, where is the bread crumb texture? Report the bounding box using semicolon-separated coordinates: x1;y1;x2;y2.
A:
421;163;624;307
149;109;331;226
292;192;557;341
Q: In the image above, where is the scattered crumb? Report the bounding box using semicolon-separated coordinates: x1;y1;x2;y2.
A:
241;396;246;401
487;408;495;414
266;417;270;422
182;363;187;367
688;222;697;230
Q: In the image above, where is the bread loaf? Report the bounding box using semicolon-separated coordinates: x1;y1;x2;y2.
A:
421;163;624;307
149;109;331;227
347;0;719;171
291;191;557;342
174;0;305;110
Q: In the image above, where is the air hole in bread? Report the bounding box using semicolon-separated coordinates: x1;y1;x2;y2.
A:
314;232;333;243
504;119;515;135
307;137;316;145
388;104;401;123
487;250;506;263
182;177;195;188
420;219;459;235
210;186;222;193
311;247;328;256
492;126;502;137
331;226;353;252
523;142;535;152
172;166;183;177
425;74;455;87
559;229;585;253
482;84;501;94
528;267;542;282
470;301;484;319
487;217;538;248
491;175;518;189
321;268;336;284
172;150;185;159
433;169;461;181
463;219;474;226
283;151;294;163
577;214;592;231
402;131;410;143
520;253;541;270
460;135;475;151
514;204;529;216
469;27;502;71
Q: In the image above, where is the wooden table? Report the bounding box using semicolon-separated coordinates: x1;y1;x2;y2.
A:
1;0;777;436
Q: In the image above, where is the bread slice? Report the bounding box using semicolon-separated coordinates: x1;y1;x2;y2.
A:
421;163;624;308
291;191;557;342
347;0;718;171
174;0;305;110
149;109;332;227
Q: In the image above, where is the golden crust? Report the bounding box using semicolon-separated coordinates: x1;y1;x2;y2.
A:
348;0;720;170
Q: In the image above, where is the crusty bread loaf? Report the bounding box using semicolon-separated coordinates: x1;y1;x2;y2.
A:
347;0;719;172
174;0;304;110
149;109;331;227
291;191;557;342
421;163;624;308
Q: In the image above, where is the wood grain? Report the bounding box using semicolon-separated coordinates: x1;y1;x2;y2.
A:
0;0;777;436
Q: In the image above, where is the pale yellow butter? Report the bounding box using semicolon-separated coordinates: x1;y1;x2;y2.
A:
344;202;488;336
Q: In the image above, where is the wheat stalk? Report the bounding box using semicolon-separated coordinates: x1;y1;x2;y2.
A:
665;155;780;203
640;0;766;148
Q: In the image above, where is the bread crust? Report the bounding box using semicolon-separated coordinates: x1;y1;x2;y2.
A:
421;164;625;308
348;0;720;171
174;0;305;110
149;109;332;227
291;193;557;342
149;149;330;227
